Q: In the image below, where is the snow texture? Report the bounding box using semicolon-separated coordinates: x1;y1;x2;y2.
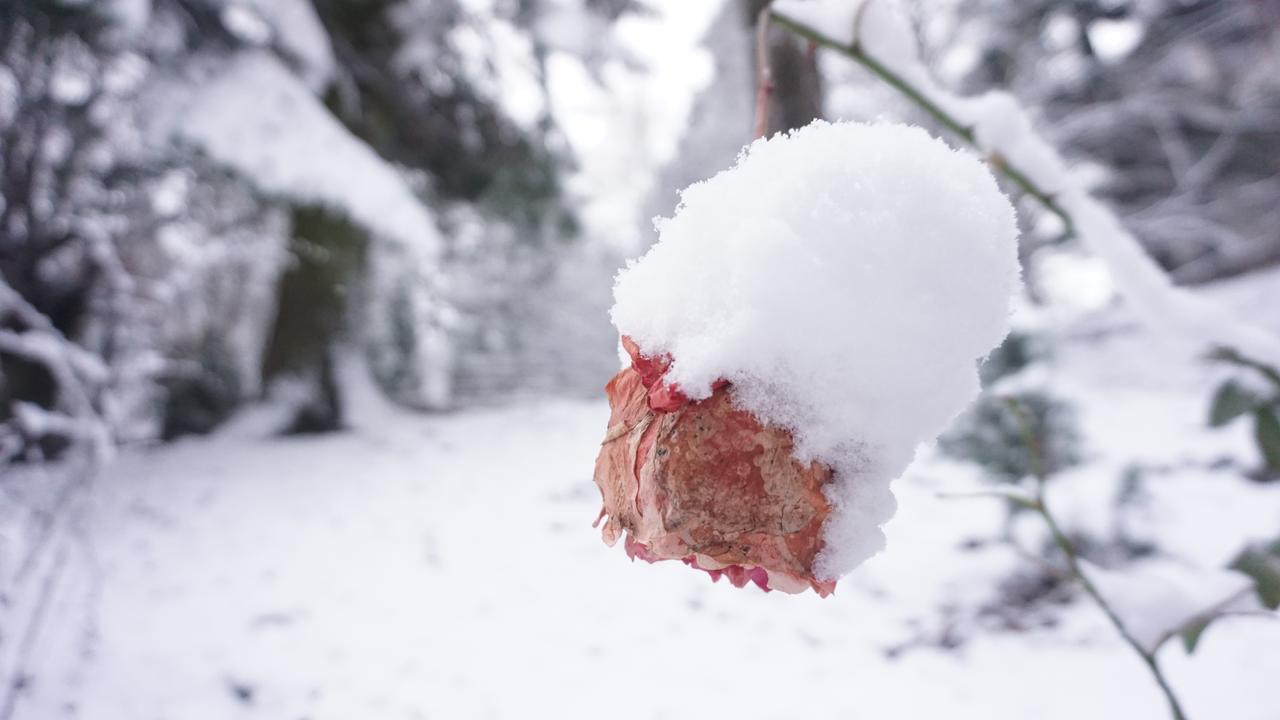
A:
177;52;441;259
772;0;1280;370
8;268;1280;720
1087;18;1145;65
442;19;545;131
611;121;1021;579
219;4;272;46
252;0;336;90
167;51;454;407
1081;559;1254;654
207;0;335;90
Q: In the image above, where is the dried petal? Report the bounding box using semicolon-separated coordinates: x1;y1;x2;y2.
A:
592;340;836;596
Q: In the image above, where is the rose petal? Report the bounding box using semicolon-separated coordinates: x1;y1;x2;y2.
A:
593;346;837;597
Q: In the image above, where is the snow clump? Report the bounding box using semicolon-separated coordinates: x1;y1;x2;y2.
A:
610;120;1021;579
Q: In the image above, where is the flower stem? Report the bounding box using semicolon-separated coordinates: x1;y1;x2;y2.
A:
1002;398;1189;720
753;3;776;139
772;5;1280;381
768;9;1074;237
763;12;1248;716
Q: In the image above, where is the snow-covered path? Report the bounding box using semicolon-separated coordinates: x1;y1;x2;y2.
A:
10;365;1280;719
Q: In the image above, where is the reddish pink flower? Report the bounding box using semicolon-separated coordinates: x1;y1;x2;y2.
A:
593;337;836;596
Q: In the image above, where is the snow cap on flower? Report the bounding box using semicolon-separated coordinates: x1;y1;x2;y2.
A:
610;120;1021;580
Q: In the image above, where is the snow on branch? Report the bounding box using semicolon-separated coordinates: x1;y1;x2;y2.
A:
771;0;1280;371
173;51;444;261
1080;559;1258;655
0;282;112;460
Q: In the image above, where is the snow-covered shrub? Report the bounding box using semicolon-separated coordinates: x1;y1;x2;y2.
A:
1207;348;1280;477
978;331;1042;386
939;391;1081;485
935;0;1280;283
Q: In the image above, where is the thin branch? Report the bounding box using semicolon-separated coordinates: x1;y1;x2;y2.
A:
1004;397;1190;720
1209;346;1280;391
752;3;775;140
759;16;1271;717
771;5;1280;375
1035;499;1189;720
769;8;1077;256
934;486;1037;508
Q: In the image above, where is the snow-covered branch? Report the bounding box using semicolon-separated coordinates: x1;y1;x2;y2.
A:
0;282;112;461
770;0;1280;371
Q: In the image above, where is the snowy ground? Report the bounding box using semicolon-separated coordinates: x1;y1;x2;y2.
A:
4;275;1280;720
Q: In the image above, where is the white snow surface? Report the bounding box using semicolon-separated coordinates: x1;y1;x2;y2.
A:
6;269;1280;720
1087;18;1145;65
611;120;1021;579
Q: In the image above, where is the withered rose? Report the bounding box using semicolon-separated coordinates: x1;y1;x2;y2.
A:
592;337;837;596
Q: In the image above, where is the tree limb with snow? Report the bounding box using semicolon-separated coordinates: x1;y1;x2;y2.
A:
747;3;1280;717
769;0;1280;374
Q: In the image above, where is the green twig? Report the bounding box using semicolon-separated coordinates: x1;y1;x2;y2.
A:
771;7;1280;384
1209;346;1280;391
769;10;1076;241
763;15;1266;716
1003;398;1190;720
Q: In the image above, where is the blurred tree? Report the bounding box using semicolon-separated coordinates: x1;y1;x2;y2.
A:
312;0;585;410
936;0;1280;282
0;0;633;459
748;0;824;136
261;206;365;433
0;0;289;460
648;0;824;239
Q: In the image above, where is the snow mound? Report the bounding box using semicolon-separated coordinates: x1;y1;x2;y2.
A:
610;121;1021;579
